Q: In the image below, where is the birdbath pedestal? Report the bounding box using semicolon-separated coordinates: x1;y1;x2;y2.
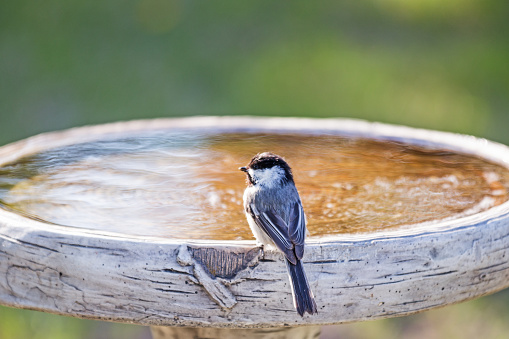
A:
1;117;509;339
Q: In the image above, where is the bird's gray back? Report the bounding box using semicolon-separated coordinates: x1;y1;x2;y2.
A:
244;183;301;225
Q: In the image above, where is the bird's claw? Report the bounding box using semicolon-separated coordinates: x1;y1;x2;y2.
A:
258;244;265;259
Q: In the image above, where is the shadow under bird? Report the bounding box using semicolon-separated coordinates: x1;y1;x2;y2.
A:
239;152;318;316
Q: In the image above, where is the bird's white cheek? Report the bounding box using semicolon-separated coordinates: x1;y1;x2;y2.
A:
250;167;285;188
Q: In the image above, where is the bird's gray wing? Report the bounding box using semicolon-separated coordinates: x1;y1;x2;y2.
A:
288;200;306;259
248;202;298;265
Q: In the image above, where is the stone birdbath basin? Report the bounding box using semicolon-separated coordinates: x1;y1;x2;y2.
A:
1;116;509;339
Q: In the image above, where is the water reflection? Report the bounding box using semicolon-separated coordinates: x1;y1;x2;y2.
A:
0;132;507;240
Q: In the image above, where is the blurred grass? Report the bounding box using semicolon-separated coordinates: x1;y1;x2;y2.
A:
1;1;509;338
322;288;509;339
0;306;150;339
1;1;509;143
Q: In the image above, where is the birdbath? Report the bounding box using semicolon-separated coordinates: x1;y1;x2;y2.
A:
1;116;509;339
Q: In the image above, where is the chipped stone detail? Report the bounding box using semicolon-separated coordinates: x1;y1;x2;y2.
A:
176;245;262;310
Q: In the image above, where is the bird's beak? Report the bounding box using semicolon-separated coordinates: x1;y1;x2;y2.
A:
239;166;248;172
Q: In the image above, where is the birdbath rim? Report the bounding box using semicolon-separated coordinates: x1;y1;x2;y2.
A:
1;116;509;328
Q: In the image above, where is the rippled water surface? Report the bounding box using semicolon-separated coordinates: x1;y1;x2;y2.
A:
0;132;508;240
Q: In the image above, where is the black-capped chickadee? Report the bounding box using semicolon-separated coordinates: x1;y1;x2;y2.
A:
239;152;317;316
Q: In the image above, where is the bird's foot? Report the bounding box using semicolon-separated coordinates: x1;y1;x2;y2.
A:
257;243;265;259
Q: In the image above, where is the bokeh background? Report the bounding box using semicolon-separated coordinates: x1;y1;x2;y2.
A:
1;1;509;338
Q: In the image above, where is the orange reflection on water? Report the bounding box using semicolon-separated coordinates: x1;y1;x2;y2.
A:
1;133;508;240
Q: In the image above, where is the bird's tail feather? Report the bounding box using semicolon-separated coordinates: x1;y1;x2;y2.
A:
285;259;317;316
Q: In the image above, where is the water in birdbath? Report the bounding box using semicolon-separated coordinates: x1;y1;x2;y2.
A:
0;132;508;240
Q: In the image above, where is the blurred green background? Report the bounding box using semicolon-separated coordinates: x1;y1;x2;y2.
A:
1;0;509;338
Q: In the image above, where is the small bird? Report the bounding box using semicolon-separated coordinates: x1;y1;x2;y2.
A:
239;152;317;316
